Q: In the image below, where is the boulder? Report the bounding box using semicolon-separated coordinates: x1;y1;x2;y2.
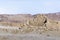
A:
29;14;47;26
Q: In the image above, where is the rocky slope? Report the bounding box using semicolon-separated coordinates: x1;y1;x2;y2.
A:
0;13;60;40
0;13;60;35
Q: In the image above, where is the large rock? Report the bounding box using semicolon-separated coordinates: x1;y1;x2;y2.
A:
29;14;47;26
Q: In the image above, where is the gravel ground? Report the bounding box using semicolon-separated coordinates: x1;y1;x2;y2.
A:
0;34;60;40
0;26;60;40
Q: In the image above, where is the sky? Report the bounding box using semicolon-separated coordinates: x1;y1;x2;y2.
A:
0;0;60;14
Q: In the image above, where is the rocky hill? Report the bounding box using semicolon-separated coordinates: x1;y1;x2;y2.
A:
0;13;60;34
45;12;60;21
0;13;60;40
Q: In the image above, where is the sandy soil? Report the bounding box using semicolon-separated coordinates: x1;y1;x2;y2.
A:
0;34;60;40
0;26;60;40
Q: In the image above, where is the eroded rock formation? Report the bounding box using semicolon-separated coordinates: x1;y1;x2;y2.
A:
0;14;60;34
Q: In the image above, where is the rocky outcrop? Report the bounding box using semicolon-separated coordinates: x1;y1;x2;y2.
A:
0;14;60;34
29;14;47;26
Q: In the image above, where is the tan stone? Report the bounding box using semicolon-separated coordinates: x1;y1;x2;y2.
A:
29;14;47;26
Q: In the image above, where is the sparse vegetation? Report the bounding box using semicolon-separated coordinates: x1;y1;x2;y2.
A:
0;14;60;34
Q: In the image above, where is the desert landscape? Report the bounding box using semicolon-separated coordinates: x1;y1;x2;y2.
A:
0;12;60;40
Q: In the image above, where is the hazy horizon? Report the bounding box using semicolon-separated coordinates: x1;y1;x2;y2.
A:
0;0;60;14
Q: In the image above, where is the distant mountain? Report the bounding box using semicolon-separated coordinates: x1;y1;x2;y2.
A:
0;12;60;23
45;12;60;21
0;14;33;23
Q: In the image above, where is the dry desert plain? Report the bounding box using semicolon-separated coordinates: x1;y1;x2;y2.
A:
0;13;60;40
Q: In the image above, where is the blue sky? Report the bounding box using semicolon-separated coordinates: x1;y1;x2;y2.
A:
0;0;60;14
